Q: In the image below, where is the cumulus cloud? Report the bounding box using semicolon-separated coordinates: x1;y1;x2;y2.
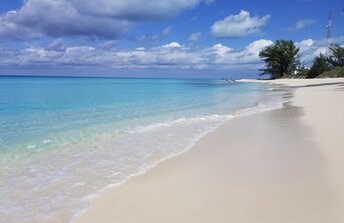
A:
296;39;316;53
0;0;210;40
0;39;276;71
161;42;183;48
293;36;344;66
2;37;342;72
210;43;233;60
210;10;271;38
244;39;273;55
188;32;202;41
287;19;316;31
0;0;130;40
295;39;327;64
207;39;273;65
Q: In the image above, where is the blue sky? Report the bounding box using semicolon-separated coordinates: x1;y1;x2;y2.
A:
0;0;343;78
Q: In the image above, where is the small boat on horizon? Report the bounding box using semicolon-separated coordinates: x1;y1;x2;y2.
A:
222;78;236;83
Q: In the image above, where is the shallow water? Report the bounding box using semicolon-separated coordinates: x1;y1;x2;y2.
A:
0;76;289;222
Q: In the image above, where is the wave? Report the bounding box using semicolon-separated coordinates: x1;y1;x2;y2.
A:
69;92;289;223
0;85;291;223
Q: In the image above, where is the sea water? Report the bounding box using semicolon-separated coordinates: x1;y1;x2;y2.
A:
0;76;289;222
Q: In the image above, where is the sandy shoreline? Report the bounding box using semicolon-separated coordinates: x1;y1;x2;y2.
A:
75;78;344;223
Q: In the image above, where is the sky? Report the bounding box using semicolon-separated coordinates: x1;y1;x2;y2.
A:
0;0;343;78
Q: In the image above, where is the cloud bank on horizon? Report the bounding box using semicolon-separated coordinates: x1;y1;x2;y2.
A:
0;0;343;77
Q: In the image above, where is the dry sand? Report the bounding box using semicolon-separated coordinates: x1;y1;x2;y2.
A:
75;78;344;223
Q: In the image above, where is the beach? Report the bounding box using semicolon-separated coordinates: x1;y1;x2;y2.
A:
1;1;343;222
75;78;344;223
0;78;283;222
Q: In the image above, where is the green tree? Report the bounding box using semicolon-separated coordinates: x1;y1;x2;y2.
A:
328;44;344;67
307;54;330;78
259;40;300;79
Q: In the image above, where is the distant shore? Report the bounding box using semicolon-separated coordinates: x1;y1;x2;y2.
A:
238;77;344;86
75;78;344;223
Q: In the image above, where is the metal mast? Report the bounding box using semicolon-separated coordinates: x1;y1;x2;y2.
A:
326;10;333;55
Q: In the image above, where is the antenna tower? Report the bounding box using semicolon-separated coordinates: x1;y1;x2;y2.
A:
326;10;333;55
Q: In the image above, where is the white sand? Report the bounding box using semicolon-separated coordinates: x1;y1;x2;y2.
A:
75;78;344;223
276;78;344;221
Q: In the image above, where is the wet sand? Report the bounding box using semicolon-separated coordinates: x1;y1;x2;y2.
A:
75;78;344;223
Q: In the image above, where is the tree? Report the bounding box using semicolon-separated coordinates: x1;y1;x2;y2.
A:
307;54;330;78
328;44;344;67
259;40;300;79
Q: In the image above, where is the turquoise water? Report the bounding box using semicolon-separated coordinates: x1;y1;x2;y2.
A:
0;76;286;222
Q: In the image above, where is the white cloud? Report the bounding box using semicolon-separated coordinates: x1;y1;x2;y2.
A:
2;37;342;72
211;43;233;56
0;39;271;70
295;39;327;64
188;32;202;41
210;10;271;38
0;0;210;40
296;39;316;53
161;42;183;48
244;39;274;55
0;0;131;40
295;37;344;64
287;19;316;31
207;39;273;65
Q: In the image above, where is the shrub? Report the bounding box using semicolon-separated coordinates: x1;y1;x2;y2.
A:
318;67;344;78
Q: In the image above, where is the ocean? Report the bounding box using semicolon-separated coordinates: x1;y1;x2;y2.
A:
0;76;288;222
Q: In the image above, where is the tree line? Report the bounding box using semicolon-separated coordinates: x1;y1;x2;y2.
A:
259;40;344;79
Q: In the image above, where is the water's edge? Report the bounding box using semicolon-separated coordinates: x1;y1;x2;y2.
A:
69;83;292;223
